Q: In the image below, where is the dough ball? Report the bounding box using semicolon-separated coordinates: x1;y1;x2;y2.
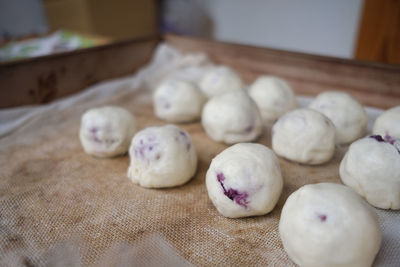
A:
340;135;400;209
373;106;400;139
248;76;297;125
201;91;263;144
309;91;367;144
272;108;335;165
153;79;206;123
199;66;243;98
80;106;137;158
279;183;381;267
206;143;283;218
127;124;197;188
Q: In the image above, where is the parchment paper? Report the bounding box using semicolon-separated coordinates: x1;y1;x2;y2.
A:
0;44;399;266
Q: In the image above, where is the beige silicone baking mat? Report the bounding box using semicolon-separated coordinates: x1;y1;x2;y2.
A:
0;44;399;266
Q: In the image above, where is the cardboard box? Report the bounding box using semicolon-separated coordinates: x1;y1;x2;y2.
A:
43;0;157;40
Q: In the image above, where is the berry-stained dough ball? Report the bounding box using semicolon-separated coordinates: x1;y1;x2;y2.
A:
153;79;206;123
280;183;381;267
206;143;283;218
80;106;137;158
201;91;263;144
199;65;243;98
127;125;197;188
309;91;367;144
248;76;297;125
340;134;400;209
272;108;335;165
373;105;400;139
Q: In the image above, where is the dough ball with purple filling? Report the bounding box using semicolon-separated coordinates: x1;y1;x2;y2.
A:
340;135;400;209
280;183;381;267
206;143;283;218
373;105;400;139
309;91;367;144
127;125;197;188
201;91;263;144
248;76;297;125
272;108;335;165
80;106;137;158
199;65;243;98
153;79;206;123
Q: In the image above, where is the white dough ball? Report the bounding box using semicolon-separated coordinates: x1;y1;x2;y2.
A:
279;183;381;267
272;108;335;164
80;106;137;158
248;76;297;125
201;91;263;144
340;135;400;209
127;125;197;188
373;106;400;139
309;91;367;144
206;143;283;218
199;66;243;98
153;79;206;123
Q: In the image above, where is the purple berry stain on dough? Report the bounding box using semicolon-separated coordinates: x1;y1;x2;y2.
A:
317;213;327;222
134;136;158;160
89;127;102;143
217;172;249;207
244;124;253;133
370;134;400;153
178;130;191;151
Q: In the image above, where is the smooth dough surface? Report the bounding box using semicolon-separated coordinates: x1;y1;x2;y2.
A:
153;79;206;123
80;106;137;158
309;91;367;144
272;108;335;164
201;91;263;144
127;125;197;188
206;143;283;218
199;65;243;98
373;105;400;139
279;183;381;267
340;135;400;209
248;76;297;125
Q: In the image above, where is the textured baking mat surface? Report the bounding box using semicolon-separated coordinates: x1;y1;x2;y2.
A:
0;44;399;266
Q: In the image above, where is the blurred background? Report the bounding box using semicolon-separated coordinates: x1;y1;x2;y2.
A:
0;0;399;64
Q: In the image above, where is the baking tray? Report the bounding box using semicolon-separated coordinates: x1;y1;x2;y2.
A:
0;34;399;266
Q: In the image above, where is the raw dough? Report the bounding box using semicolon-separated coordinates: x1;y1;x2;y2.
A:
201;91;263;144
153;79;206;123
373;105;400;139
272;108;335;164
127;124;197;188
340;134;400;209
279;183;381;267
80;106;137;158
248;75;297;125
309;91;367;144
206;143;283;218
199;65;243;97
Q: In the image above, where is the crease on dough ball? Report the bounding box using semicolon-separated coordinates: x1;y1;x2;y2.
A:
201;90;263;144
199;65;243;98
272;108;335;165
248;75;297;125
309;91;367;144
206;143;283;218
153;79;207;123
127;124;197;188
372;105;400;139
79;106;137;158
340;135;400;209
279;183;381;267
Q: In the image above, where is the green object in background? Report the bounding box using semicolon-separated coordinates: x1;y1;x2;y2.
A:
0;30;99;62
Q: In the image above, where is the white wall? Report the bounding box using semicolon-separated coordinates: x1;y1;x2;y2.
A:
203;0;364;58
0;0;48;40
